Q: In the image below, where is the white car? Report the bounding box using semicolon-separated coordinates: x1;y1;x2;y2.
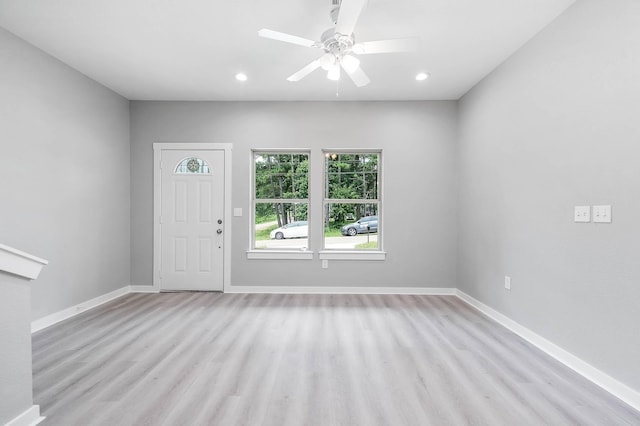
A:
270;221;308;239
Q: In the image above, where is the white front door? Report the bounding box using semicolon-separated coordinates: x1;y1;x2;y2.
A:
159;149;225;291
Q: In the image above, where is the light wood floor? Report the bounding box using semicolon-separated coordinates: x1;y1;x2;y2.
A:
32;293;640;425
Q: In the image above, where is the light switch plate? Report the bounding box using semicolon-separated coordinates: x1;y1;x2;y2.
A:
593;205;612;223
574;206;591;222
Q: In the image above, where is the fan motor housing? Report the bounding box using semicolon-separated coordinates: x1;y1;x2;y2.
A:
321;28;354;56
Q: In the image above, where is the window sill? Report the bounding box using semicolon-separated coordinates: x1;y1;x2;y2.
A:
319;251;386;261
246;250;314;260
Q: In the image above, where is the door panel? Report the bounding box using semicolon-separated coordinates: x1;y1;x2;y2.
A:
160;149;224;291
199;182;212;223
198;238;212;272
174;181;188;222
174;237;187;272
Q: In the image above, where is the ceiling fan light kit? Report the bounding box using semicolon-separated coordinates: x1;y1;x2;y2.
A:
319;53;336;71
328;64;341;81
258;0;418;88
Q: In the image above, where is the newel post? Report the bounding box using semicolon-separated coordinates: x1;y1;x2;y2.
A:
0;244;47;426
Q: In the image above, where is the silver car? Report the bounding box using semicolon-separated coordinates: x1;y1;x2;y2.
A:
341;216;378;236
270;221;309;239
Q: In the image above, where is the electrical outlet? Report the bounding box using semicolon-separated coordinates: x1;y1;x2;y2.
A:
322;259;328;269
504;276;511;290
574;206;591;222
593;205;612;223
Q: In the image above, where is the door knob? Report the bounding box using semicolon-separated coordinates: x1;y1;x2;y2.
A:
217;229;223;234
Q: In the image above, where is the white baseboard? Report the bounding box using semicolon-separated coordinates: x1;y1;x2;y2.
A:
5;405;44;426
226;285;456;295
31;286;131;333
455;289;640;412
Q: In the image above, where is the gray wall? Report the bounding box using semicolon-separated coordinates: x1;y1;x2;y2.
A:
458;0;640;391
0;274;33;424
0;28;131;320
130;101;458;288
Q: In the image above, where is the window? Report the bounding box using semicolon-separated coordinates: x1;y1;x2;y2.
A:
323;151;382;253
252;151;310;252
175;157;211;174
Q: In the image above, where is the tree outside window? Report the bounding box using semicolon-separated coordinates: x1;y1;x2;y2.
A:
324;152;381;250
253;152;309;250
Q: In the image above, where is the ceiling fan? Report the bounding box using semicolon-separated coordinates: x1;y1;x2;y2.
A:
258;0;418;87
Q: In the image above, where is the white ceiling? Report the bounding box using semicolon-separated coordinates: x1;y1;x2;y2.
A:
0;0;575;101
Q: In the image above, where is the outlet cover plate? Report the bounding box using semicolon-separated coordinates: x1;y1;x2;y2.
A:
574;206;591;222
593;205;612;223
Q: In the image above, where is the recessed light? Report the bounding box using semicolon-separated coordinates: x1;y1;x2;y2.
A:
416;72;429;81
235;73;248;81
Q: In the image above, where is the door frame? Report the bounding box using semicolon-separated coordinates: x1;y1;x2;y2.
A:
153;142;233;292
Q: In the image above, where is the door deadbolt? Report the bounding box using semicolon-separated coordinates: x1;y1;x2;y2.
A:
217;219;222;224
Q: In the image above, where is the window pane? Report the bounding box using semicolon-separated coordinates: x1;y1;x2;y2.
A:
324;203;379;250
255;153;309;199
254;202;309;249
175;157;211;174
325;153;378;199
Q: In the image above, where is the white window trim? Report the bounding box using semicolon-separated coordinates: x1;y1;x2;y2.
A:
322;149;384;257
248;149;312;260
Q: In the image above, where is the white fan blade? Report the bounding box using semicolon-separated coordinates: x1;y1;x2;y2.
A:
335;0;368;37
342;64;370;87
258;28;319;48
287;60;322;82
353;38;419;54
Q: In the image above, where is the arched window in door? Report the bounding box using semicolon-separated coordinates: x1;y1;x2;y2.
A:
175;157;212;174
